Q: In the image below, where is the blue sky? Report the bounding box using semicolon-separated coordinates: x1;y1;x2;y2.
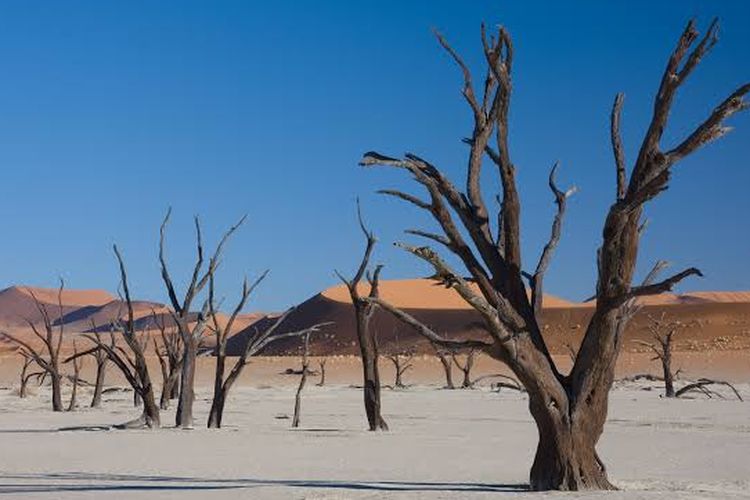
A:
0;1;748;311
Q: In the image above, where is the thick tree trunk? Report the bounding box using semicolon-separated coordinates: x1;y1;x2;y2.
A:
51;372;63;412
176;339;197;428
90;361;106;408
356;304;388;431
141;390;161;429
527;375;615;491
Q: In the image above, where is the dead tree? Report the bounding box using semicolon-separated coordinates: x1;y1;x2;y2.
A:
1;281;67;411
292;331;312;428
66;340;81;411
334;202;389;431
65;321;115;409
150;311;182;410
634;312;683;397
675;378;743;401
386;351;414;388
17;351;41;398
452;348;479;389
360;19;747;490
429;340;455;389
86;245;161;429
159;208;245;429
316;358;328;386
206;274;329;428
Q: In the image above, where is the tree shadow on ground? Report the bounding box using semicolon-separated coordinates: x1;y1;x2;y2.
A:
0;471;529;494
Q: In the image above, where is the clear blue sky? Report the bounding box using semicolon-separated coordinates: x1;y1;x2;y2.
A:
0;1;748;311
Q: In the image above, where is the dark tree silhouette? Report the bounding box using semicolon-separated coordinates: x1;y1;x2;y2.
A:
335;202;389;431
360;19;747;490
634;313;683;397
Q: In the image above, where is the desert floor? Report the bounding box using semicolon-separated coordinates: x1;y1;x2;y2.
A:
0;356;748;499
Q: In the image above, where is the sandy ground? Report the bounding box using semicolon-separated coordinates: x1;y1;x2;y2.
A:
0;357;748;499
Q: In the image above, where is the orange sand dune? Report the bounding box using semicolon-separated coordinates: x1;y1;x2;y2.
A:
322;278;580;310
13;286;115;307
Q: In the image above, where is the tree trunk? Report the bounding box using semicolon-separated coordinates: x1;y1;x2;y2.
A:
133;390;142;407
527;379;615;491
662;353;675;398
461;369;472;388
160;367;179;410
436;352;454;389
19;360;30;398
141;390;161;429
51;372;63;412
356;304;388;431
317;360;326;386
67;377;78;411
90;360;106;408
292;367;308;428
176;339;197;428
207;391;225;429
208;347;227;429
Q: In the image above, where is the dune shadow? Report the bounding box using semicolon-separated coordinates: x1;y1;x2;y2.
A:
0;471;529;494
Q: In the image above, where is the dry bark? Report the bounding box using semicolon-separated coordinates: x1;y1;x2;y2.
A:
359;19;746;490
334;201;389;431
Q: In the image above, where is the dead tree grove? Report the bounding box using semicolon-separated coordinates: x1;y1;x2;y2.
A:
1;281;67;411
335;202;389;431
360;19;748;490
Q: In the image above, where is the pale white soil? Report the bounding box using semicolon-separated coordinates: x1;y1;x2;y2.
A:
0;378;748;499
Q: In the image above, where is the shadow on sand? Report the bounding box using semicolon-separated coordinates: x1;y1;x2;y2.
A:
0;471;529;494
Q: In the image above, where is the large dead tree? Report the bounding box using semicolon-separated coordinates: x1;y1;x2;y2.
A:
634;313;683;397
159;208;245;429
360;19;747;490
86;245;161;429
1;281;67;411
335;203;389;431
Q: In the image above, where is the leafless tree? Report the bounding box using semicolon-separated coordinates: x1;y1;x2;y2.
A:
65;321;114;409
432;344;455;389
17;350;41;398
634;312;683;397
1;281;67;411
316;358;328;387
66;340;81;411
206;274;329;429
335;201;389;431
359;19;747;490
452;348;479;389
86;245;161;429
159;208;246;429
151;311;182;410
386;350;414;389
292;331;313;428
676;378;743;401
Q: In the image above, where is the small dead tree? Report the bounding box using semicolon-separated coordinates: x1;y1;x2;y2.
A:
151;311;182;410
334;201;389;431
159;208;245;429
292;331;313;428
17;351;41;398
206;274;329;428
66;340;81;411
316;358;328;386
429;340;455;389
634;313;683;397
386;351;414;388
360;19;747;490
676;378;743;401
1;281;67;411
452;348;479;389
86;245;161;429
65;320;115;409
